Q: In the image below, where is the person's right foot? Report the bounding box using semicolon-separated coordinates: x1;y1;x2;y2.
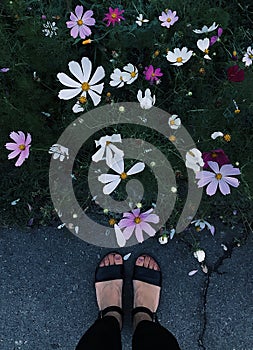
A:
133;255;161;331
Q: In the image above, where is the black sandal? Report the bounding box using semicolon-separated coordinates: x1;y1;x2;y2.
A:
132;254;162;323
95;252;124;321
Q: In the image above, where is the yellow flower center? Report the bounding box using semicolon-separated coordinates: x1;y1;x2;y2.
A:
176;57;183;63
169;135;176;142
19;144;26;150
249;54;253;59
77;19;83;26
120;76;123;81
106;141;111;146
109;218;116;226
81;82;90;91
196;226;201;232
211;152;217;158
188;150;195;157
216;173;222;180
151;73;155;77
120;172;127;180
154;50;160;57
167;18;171;22
134;217;141;224
170;120;175;125
234;109;240;114
131;71;136;78
111;13;117;19
223;134;231;142
78;96;87;104
204;49;209;54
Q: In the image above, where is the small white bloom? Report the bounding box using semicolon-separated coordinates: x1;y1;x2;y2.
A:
158;234;168;244
136;202;142;208
109;68;131;88
98;158;145;195
92;134;124;164
103;208;109;214
197;38;211;60
242;46;253;67
211;131;224;139
57;57;105;106
42;21;58;37
185;148;204;173
191;219;215;235
136;14;149;26
166;47;193;66
74;226;79;234
194;249;205;262
137;89;155;109
168;115;181;129
171;186;177;193
11;198;20;206
49;144;69;161
150;161;156;167
123;63;138;84
57;223;66;229
193;22;218;34
119;106;125;112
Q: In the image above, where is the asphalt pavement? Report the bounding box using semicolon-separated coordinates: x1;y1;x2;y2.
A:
0;225;252;350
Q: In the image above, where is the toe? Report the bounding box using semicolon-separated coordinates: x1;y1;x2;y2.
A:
104;256;110;266
136;256;145;266
144;255;151;268
114;254;123;265
149;258;155;269
108;253;115;265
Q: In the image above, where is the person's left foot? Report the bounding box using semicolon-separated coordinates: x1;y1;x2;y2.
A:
95;253;123;329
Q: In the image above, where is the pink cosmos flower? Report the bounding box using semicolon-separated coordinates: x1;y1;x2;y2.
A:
159;10;178;28
196;161;240;196
143;65;163;83
210;27;223;46
5;131;32;166
66;5;95;39
103;7;125;27
118;208;159;243
203;149;230;169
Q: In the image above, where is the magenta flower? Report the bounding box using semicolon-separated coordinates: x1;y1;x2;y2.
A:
227;65;244;82
66;5;95;39
5;131;32;167
210;27;223;46
143;65;163;83
103;7;125;27
196;161;240;196
118;208;159;243
159;10;178;28
203;149;230;169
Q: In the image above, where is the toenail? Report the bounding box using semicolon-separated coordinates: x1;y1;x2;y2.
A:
138;257;144;261
115;255;121;260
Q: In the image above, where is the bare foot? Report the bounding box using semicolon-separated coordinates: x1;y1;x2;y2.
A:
133;255;161;331
95;253;123;329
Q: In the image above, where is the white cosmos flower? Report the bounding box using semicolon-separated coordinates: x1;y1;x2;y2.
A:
42;21;58;37
92;134;124;163
191;219;215;235
137;89;155;109
57;57;105;106
194;249;206;262
49;144;69;161
109;68;131;88
197;38;211;60
193;22;218;34
168;115;181;129
123;63;138;84
211;131;224;139
98;157;145;195
185;148;204;173
166;47;193;66
136;14;149;26
242;46;253;67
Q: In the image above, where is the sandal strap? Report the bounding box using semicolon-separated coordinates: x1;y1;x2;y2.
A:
132;306;157;322
98;305;123;319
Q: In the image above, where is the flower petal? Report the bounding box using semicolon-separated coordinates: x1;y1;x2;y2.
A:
122;225;135;240
127;162;145;175
8;149;21;159
81;57;92;82
135;225;144;243
5;143;18;150
68;61;85;83
206;179;218;196
89;66;105;86
102;178;121;194
58;88;82;100
223;176;239;188
207;161;220;173
92;147;105;162
221;164;241;176
140;222;156;236
88;89;101;106
98;174;120;184
114;224;126;247
57;72;81;88
218;179;231;195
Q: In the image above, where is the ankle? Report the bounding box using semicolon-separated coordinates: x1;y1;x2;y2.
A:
133;312;152;332
104;311;122;329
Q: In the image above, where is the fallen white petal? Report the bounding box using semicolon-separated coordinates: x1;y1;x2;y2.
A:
188;269;198;276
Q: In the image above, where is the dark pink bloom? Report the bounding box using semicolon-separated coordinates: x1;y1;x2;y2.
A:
196;161;240;196
5;131;32;166
66;5;95;39
103;7;125;27
143;65;163;83
41;15;47;20
210;27;223;46
118;208;159;243
227;65;245;82
202;149;230;169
